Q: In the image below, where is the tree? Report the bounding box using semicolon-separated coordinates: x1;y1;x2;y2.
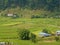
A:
31;33;37;43
19;29;30;40
0;0;60;11
55;36;59;41
42;29;49;33
0;0;5;10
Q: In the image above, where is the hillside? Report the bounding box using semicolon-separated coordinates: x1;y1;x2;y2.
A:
0;0;60;45
0;0;60;18
0;8;60;19
0;0;60;11
0;17;60;45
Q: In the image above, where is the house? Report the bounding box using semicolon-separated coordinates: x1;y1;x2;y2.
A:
7;14;19;18
7;14;13;17
56;30;60;36
13;14;19;18
39;32;51;37
0;42;5;45
0;42;13;45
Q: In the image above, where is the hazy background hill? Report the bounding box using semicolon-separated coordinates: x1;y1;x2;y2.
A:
0;0;60;11
0;0;60;18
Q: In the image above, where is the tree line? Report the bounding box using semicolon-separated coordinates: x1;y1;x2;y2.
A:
0;0;60;11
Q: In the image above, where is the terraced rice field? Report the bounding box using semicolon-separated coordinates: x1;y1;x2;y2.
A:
0;17;60;45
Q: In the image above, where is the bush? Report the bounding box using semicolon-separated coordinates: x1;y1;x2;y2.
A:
19;29;30;40
31;15;40;19
42;29;49;33
12;14;19;18
55;36;59;41
31;33;37;43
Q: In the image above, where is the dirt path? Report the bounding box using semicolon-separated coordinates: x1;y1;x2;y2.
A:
43;40;55;42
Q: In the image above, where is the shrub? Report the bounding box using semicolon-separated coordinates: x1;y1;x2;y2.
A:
19;29;30;40
31;33;37;43
55;36;59;41
31;15;40;19
42;29;49;33
12;14;19;18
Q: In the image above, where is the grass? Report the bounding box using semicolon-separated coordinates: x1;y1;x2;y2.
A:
0;17;60;45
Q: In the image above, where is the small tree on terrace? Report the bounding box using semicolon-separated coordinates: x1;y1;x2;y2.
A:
19;29;30;40
42;29;49;33
31;33;37;43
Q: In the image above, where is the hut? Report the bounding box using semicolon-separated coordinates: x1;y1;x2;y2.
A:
0;42;5;45
7;13;19;18
7;14;13;17
0;42;13;45
56;30;60;36
39;32;51;37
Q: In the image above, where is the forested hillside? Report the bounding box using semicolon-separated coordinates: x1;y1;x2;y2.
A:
0;0;60;11
0;0;60;18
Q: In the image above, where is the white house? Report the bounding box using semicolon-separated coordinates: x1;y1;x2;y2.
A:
39;32;51;37
0;42;13;45
0;42;5;45
56;30;60;36
7;14;13;17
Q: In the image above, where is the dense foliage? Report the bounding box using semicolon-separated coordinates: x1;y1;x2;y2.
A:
19;29;30;40
0;0;60;11
31;33;37;43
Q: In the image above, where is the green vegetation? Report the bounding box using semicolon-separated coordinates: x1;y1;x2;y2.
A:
19;29;30;40
0;16;60;45
31;33;37;43
0;0;60;45
42;29;49;33
0;0;60;11
0;0;60;19
55;36;60;41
